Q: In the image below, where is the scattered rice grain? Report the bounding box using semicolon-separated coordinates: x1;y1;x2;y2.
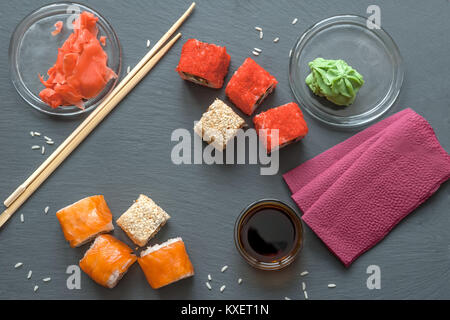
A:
46;140;54;145
221;265;228;273
41;146;45;155
208;274;212;281
289;49;292;58
252;51;260;56
206;282;212;290
328;283;336;288
254;48;262;53
14;262;23;269
302;281;306;291
220;285;226;292
292;18;298;25
300;271;309;276
127;66;131;74
20;214;24;223
304;290;308;299
34;132;41;136
30;131;34;137
273;37;279;43
27;271;32;279
44;206;49;214
31;145;40;150
44;136;52;141
259;31;263;39
146;40;151;48
34;285;39;292
255;26;262;31
43;277;51;282
284;296;291;300
238;278;243;284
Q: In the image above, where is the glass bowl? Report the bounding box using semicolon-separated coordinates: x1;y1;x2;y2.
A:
289;15;403;128
9;2;121;117
234;199;303;271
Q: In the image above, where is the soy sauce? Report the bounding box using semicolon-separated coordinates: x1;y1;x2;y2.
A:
239;207;297;263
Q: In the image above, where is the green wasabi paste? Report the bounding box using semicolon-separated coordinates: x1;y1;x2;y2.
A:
305;58;364;106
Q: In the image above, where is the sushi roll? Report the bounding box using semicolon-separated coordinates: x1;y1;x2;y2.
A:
194;98;246;151
253;102;308;153
138;238;194;289
56;195;114;248
176;39;231;89
225;57;278;115
116;194;170;247
79;235;136;288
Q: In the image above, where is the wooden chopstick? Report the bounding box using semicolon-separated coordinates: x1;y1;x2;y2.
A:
0;7;193;228
3;2;195;209
0;33;182;229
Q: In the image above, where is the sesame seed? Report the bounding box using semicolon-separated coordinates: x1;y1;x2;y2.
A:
254;48;262;53
284;296;291;300
34;285;39;292
27;271;32;279
43;277;51;282
127;66;131;74
221;265;228;273
220;285;226;292
300;271;309;276
273;37;280;43
208;274;212;281
34;132;41;136
41;146;45;155
255;26;262;31
252;51;260;56
31;145;40;150
44;206;49;214
146;40;151;48
206;282;212;290
14;262;23;269
238;278;243;284
328;284;336;288
292;18;298;25
20;214;24;223
302;281;306;291
304;290;308;299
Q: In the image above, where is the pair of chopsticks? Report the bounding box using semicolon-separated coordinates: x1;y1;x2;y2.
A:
0;3;196;229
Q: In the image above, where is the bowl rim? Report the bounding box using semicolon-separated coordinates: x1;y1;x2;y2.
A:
234;198;304;271
288;14;404;129
8;1;122;117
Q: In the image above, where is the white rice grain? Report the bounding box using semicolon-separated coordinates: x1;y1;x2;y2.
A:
252;51;260;56
328;283;336;288
41;146;45;155
238;278;243;284
221;265;228;273
302;281;306;291
34;285;39;292
300;271;309;276
206;282;212;290
255;26;262;31
20;214;24;223
146;40;151;48
43;277;51;282
289;49;292;58
259;31;263;39
220;285;226;292
31;145;40;150
30;131;35;137
14;262;23;269
292;18;298;25
27;271;32;279
304;290;308;299
273;37;279;43
44;206;49;214
208;274;212;281
44;136;52;141
34;132;41;136
284;296;291;300
127;66;131;74
46;141;54;145
254;48;262;53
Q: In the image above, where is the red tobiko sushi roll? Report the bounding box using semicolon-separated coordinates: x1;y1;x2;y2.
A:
253;102;308;153
175;39;231;89
225;58;278;115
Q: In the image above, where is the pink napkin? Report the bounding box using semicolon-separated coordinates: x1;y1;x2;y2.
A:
283;108;450;267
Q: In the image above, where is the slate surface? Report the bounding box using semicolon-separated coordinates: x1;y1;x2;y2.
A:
0;0;449;300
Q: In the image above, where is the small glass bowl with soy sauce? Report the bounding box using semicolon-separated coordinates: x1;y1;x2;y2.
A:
234;199;303;270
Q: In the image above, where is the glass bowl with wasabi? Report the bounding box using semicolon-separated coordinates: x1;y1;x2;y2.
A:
289;15;403;128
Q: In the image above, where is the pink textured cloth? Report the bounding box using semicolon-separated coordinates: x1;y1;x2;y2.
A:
283;108;450;267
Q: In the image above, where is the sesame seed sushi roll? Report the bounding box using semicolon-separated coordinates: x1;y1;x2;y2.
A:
225;57;278;115
253;102;308;153
79;235;136;289
56;195;114;247
176;39;231;89
138;238;194;289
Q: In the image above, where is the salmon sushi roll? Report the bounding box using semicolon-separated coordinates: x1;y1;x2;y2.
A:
225;57;278;115
56;195;114;247
79;234;136;288
253;102;308;152
176;39;231;89
138;238;194;289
